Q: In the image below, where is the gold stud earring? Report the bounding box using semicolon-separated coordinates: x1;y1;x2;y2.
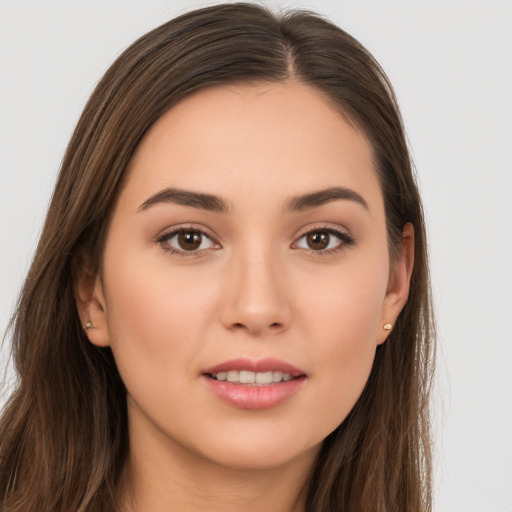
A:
383;323;393;331
82;321;93;331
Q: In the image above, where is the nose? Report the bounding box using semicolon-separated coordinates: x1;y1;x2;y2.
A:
220;248;291;336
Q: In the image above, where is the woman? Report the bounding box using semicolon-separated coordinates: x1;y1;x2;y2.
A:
0;3;435;511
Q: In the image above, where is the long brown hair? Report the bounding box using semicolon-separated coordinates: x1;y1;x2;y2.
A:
0;3;435;511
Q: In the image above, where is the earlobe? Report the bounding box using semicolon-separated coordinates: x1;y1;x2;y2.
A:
378;222;415;344
74;258;111;347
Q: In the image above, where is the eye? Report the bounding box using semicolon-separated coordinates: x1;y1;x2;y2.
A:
158;228;219;254
294;227;354;253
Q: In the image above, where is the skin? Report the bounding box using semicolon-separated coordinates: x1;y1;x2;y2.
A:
76;80;413;512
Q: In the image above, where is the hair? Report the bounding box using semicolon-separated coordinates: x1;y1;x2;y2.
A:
0;3;435;511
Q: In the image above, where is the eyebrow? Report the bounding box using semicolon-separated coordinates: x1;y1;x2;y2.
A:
137;185;368;214
286;186;368;211
138;188;230;213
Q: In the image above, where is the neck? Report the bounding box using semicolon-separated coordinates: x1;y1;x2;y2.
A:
118;417;318;512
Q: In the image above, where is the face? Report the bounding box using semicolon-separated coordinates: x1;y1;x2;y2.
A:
78;81;411;472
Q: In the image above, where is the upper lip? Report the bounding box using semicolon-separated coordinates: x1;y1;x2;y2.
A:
202;357;305;377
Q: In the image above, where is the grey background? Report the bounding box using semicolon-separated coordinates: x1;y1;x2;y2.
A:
1;1;511;510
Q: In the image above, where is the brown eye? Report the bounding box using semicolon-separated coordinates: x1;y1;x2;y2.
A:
306;231;330;250
294;227;354;253
178;230;202;251
161;228;217;254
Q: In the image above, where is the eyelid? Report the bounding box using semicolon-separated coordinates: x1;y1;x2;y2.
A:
156;224;221;255
292;223;355;253
155;222;354;256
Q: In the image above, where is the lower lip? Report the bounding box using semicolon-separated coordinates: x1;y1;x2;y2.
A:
202;376;306;410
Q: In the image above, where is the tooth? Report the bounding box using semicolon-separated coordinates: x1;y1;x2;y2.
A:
226;370;239;383
215;369;294;385
255;371;273;384
272;371;283;382
239;370;255;384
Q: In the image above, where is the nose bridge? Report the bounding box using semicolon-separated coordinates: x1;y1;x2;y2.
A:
221;241;290;335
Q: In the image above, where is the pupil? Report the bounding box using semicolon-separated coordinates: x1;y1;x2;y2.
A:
307;232;329;250
179;231;201;250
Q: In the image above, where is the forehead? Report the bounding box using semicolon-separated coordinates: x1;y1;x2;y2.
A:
122;80;382;212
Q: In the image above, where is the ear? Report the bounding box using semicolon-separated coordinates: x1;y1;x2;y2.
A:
377;222;415;345
74;256;111;347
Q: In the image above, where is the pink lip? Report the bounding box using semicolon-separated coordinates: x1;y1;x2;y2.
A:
202;357;305;376
201;357;307;410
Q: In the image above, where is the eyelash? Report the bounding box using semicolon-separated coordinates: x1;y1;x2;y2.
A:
156;226;219;256
293;225;355;256
156;224;355;257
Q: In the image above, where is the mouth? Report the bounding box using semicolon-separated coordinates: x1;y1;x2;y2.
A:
202;357;306;384
201;358;306;409
206;370;299;385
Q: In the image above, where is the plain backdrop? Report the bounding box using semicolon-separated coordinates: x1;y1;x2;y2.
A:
1;1;511;511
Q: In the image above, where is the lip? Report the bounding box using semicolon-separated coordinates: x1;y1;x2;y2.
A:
202;357;305;377
201;357;307;410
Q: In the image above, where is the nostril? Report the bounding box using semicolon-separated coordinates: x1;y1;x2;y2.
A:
230;321;283;332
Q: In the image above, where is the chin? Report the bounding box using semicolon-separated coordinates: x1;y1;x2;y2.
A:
189;429;323;472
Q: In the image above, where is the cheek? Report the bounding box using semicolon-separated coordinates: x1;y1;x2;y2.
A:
299;251;388;345
101;252;220;383
296;257;388;424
